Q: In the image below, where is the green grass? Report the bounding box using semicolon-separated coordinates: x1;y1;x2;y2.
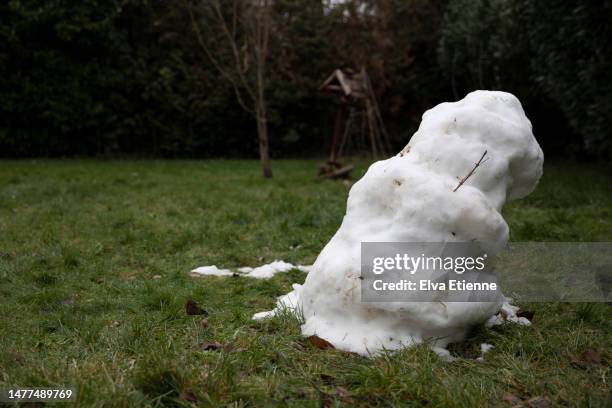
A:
0;159;610;407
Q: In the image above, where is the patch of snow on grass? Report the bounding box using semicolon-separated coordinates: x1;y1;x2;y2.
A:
190;261;311;279
486;300;532;327
189;265;234;277
476;343;494;361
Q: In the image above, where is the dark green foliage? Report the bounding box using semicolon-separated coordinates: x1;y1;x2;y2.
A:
0;0;123;155
439;0;612;159
519;0;612;159
0;0;254;157
1;1;611;158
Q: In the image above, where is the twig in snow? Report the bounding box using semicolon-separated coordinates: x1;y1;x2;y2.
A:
453;150;488;192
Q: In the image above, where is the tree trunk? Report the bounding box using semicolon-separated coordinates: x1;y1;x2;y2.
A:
256;103;272;178
255;24;272;179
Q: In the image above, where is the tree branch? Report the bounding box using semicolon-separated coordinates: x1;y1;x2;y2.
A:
453;150;489;192
184;0;255;117
212;0;255;101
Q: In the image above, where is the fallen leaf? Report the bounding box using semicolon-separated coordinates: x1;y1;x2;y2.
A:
202;341;223;351
307;335;335;350
319;373;335;384
202;342;232;352
571;349;606;369
581;349;605;365
185;300;208;316
526;396;551;408
517;310;535;320
334;386;353;402
12;353;25;366
201;318;209;328
502;393;522;406
180;390;197;402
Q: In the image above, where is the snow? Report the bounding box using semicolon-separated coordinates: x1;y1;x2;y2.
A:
485;300;531;327
245;260;305;279
432;347;456;362
480;343;494;354
253;91;543;356
252;283;303;320
189;265;234;277
476;343;494;361
190;260;311;279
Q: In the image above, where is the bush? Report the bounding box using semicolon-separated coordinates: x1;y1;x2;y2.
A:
439;0;612;159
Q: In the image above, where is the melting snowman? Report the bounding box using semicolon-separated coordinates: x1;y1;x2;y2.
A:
254;91;543;357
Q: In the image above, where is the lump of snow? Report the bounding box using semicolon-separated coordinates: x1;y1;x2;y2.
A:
254;91;543;356
190;261;311;279
252;284;305;320
486;300;532;327
253;310;276;320
190;265;234;277
476;343;495;361
480;343;494;354
246;260;298;279
432;347;456;362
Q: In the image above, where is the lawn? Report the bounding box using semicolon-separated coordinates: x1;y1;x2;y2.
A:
0;159;610;407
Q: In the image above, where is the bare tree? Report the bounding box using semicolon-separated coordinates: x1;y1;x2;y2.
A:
186;0;273;178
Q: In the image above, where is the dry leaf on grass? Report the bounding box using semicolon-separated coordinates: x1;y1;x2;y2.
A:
334;386;353;402
202;342;232;352
201;341;223;351
319;373;335;384
502;393;522;406
185;299;208;316
307;335;335;350
503;394;551;408
12;353;25;366
571;348;607;369
526;396;551;408
179;390;197;402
